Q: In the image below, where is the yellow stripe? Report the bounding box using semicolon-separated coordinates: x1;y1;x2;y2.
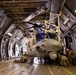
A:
61;67;75;75
8;64;34;75
47;66;55;75
0;65;12;72
8;64;26;75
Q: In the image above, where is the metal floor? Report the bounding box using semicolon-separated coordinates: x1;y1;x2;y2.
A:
0;58;76;75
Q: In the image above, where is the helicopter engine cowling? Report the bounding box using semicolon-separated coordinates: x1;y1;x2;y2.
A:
49;52;57;60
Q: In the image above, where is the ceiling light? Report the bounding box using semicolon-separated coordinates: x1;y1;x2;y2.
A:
17;38;19;40
7;33;12;37
75;10;76;13
63;18;69;25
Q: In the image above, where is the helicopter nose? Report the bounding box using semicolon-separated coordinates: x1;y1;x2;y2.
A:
53;42;60;47
59;42;64;47
58;43;64;50
53;42;63;50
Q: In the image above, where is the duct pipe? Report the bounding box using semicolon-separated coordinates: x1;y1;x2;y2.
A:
50;0;66;24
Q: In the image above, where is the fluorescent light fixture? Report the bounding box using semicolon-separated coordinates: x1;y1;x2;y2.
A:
63;18;69;25
7;33;12;37
75;10;76;13
17;37;19;40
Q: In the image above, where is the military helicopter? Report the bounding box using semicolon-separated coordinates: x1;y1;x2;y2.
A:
25;21;64;62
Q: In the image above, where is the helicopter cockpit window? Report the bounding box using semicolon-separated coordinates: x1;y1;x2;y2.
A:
47;32;58;40
36;31;58;42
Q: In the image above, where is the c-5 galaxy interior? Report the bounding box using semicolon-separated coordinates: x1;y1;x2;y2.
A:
0;0;76;75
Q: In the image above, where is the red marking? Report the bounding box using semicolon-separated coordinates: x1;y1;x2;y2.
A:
41;44;45;47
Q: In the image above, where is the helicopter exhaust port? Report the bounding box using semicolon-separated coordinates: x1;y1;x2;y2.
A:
49;52;57;60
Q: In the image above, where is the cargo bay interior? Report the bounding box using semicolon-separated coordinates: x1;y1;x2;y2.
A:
0;0;76;75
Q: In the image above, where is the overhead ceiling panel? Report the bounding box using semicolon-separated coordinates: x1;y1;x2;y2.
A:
0;0;48;23
65;0;76;16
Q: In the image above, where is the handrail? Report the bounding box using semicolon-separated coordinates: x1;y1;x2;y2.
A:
61;24;76;37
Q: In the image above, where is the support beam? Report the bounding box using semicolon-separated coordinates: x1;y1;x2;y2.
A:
0;0;48;4
58;15;61;42
61;24;76;37
0;3;45;8
23;8;49;22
